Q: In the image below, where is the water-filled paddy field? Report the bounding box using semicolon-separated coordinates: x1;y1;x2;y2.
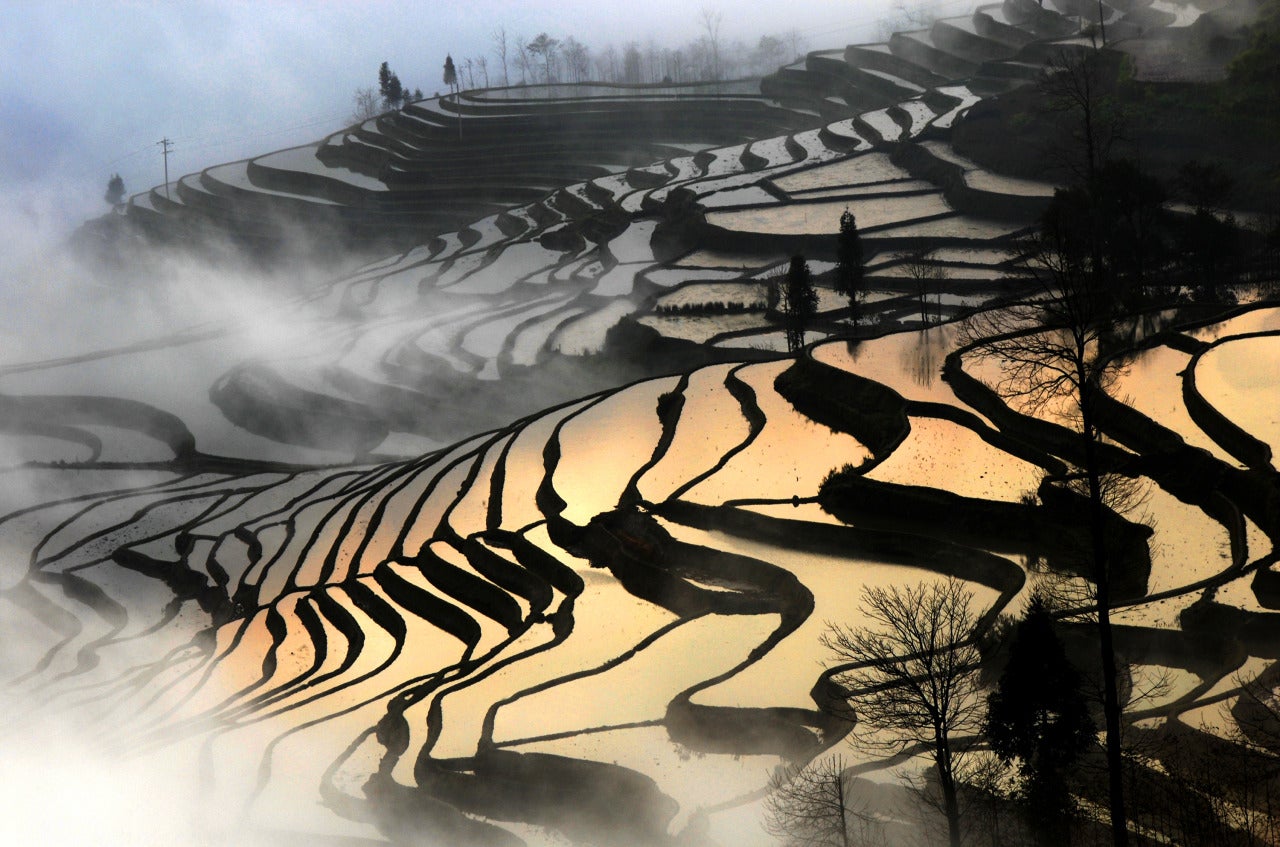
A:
5;4;1279;838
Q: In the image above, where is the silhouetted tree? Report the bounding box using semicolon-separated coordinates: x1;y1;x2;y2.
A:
104;173;125;207
623;43;643;83
764;755;890;847
823;579;984;847
985;594;1094;846
1039;48;1123;193
964;206;1131;846
491;27;510;86
900;250;945;326
775;255;818;353
443;55;461;138
1176;160;1234;213
1175;161;1239;297
350;86;380;122
443;54;457;90
834;210;865;325
527;33;559;84
514;33;534;85
378;61;404;109
699;7;723;81
1094;159;1166;292
1225;0;1280;133
562;37;589;83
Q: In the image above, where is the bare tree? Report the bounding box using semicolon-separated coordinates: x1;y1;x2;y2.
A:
877;0;938;41
595;45;620;82
962;220;1132;845
1038;47;1123;191
476;56;489;88
785;28;809;62
514;33;533;85
490;26;510;86
669;47;687;82
764;755;889;847
699;7;724;82
562;37;590;83
823;579;984;847
350;86;380;123
900;251;947;326
623;42;643;84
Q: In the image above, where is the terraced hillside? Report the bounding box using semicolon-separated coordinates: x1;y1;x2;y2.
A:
8;0;1280;845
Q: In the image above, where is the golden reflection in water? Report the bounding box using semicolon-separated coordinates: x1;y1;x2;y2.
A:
1198;335;1280;454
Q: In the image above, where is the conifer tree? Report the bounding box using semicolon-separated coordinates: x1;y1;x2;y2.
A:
443;54;457;89
985;594;1094;847
835;209;864;324
378;62;404;109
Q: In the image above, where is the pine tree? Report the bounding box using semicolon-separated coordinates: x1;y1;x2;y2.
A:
378;61;392;101
985;594;1094;847
378;62;403;109
443;55;461;139
443;54;457;89
835;209;864;324
386;73;403;108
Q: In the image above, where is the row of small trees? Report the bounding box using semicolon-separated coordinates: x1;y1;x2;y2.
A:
354;15;807;119
483;18;807;88
769;207;953;354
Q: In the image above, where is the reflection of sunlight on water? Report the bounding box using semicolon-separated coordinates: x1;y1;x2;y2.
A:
1198;335;1280;456
555;377;677;525
680;361;872;504
865;416;1043;502
658;519;1003;712
707;194;952;236
1195;305;1280;339
1141;485;1234;595
638;364;750;503
1111;343;1236;462
495;400;592;531
551;300;634;355
674;248;776;270
814;325;964;407
639;312;772;343
499;610;759;739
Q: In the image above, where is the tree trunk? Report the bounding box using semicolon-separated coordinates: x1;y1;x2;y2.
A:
1082;382;1128;847
837;769;850;847
937;735;962;847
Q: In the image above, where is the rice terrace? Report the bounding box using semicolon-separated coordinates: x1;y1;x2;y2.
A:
2;0;1280;845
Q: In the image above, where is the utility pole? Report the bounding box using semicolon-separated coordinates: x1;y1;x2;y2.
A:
158;137;173;201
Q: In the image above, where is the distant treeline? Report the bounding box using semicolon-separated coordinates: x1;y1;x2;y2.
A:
461;22;810;90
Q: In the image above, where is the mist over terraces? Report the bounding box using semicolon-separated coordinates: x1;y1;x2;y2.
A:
6;1;1280;846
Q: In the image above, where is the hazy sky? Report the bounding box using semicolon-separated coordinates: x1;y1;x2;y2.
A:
0;0;976;238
